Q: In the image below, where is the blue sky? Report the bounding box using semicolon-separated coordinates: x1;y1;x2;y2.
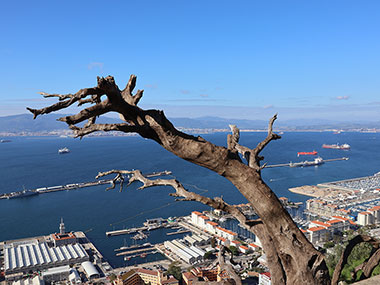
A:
1;0;380;121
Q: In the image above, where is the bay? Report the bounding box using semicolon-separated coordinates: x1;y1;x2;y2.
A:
0;131;379;267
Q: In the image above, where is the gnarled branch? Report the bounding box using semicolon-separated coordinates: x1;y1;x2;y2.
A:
227;115;281;172
96;169;263;234
332;235;380;285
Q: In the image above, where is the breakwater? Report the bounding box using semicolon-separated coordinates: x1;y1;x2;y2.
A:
0;171;171;200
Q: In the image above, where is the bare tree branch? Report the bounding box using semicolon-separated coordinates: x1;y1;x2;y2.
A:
216;245;242;285
227;115;281;171
96;169;262;231
27;87;103;119
70;123;140;138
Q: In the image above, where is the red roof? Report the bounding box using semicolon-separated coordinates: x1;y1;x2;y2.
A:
349;220;357;226
249;243;258;248
261;272;271;279
136;268;159;276
192;211;202;216
51;232;76;241
332;216;349;221
183;272;197;280
206;221;218;226
326;219;343;224
311;220;331;228
162;276;178;284
338;209;350;213
359;211;371;215
308;226;326;232
239;245;249;250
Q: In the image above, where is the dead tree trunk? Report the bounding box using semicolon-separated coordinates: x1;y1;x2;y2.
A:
27;75;331;284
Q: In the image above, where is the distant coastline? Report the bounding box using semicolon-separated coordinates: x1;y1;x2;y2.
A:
0;113;379;137
1;128;379;138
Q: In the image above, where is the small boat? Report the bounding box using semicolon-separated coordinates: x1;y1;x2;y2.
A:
58;147;70;154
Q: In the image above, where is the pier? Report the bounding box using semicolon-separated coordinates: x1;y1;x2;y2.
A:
265;157;349;168
167;229;190;236
116;246;156;256
106;226;149;237
0;170;172;200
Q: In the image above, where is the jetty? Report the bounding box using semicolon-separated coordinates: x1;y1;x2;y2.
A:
116;246;156;256
265;157;348;168
167;229;190;236
0;170;172;200
106;226;149;237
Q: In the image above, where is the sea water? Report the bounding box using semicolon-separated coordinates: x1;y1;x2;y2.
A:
0;131;379;267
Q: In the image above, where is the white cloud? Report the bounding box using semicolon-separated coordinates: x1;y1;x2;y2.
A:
145;84;157;89
336;95;350;100
88;62;104;70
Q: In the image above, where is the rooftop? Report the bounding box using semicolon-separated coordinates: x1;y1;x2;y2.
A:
308;226;326;232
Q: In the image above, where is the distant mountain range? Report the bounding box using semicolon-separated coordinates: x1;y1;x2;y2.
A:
0;113;378;133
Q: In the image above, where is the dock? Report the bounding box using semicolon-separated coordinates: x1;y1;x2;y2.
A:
106;226;149;237
265;157;348;168
116;246;156;256
0;170;172;200
166;229;190;236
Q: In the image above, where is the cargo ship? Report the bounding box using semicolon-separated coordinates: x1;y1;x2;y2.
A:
290;157;324;168
322;143;350;150
297;151;317;156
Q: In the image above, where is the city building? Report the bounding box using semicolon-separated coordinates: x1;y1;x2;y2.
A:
368;206;380;223
248;243;260;251
259;272;271;285
3;239;89;281
113;268;169;285
12;275;44;285
357;212;375;226
239;245;249;254
182;271;198;285
307;227;330;244
82;261;100;279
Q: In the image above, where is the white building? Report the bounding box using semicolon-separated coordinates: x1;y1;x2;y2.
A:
4;240;89;278
368;206;380;223
164;241;196;264
307;227;330;244
357;212;374;226
259;272;271;285
81;261;100;279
